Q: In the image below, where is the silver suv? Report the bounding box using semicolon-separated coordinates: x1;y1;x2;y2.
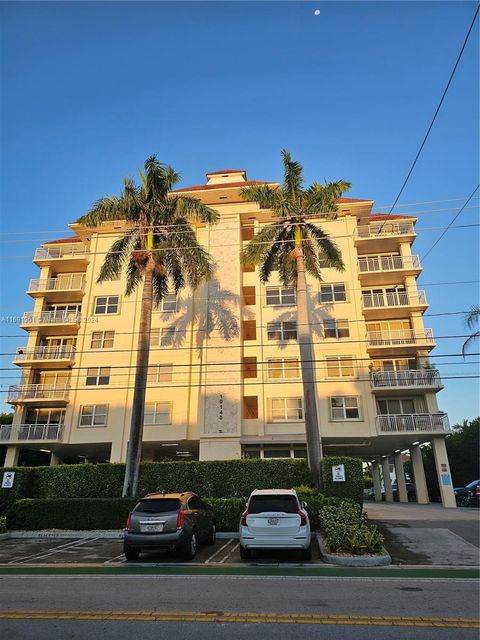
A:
123;492;215;561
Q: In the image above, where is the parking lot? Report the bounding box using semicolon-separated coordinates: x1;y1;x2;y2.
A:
0;536;321;566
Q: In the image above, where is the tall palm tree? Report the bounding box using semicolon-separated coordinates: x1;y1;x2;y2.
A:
241;150;350;488
462;305;480;356
77;156;219;496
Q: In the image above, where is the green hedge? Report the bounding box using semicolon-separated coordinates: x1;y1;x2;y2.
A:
320;457;364;503
320;500;384;554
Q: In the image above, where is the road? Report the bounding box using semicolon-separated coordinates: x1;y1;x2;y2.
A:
0;573;478;639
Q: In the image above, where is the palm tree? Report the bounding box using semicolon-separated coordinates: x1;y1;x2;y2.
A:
77;155;219;496
241;150;350;488
462;305;480;356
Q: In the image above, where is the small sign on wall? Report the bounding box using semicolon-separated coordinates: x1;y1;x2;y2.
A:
2;471;15;489
332;464;346;482
441;473;451;486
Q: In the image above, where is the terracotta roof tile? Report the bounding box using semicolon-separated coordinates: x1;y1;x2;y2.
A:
43;236;82;245
171;180;275;193
337;197;372;203
368;214;416;221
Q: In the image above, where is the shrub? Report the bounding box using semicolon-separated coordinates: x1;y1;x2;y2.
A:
320;457;364;503
0;467;36;514
204;498;246;531
320;500;384;555
0;515;6;533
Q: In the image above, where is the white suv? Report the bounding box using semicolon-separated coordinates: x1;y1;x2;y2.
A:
239;489;311;560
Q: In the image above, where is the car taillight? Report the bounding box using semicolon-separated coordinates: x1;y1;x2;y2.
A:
299;510;307;526
176;509;185;529
124;512;132;530
240;509;249;526
476;489;480;497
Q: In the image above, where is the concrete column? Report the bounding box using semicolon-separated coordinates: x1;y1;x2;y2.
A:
394;451;409;503
110;440;124;463
50;452;60;466
432;436;457;508
372;461;383;502
410;444;429;504
4;446;19;468
381;457;394;502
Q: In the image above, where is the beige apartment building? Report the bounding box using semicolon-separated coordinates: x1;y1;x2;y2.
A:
2;169;456;506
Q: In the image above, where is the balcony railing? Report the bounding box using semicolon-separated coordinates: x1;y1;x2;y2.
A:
362;290;427;309
14;345;76;362
371;369;442;389
356;222;415;239
366;328;434;346
6;384;70;403
28;275;86;293
358;255;420;273
34;245;88;260
0;423;64;442
21;311;81;325
376;413;450;434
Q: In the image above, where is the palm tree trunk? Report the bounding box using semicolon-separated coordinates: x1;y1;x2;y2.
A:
295;244;323;490
122;262;154;497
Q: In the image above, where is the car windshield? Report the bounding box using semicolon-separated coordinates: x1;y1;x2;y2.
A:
134;499;181;514
249;495;298;514
466;480;479;489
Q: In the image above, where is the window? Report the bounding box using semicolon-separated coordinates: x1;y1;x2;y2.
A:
161;294;177;313
267;358;300;379
79;404;108;427
85;367;110;386
243;396;259;419
330;397;360;420
242;444;307;459
267;321;297;341
25;408;65;425
144;402;172;425
90;331;115;349
266;287;296;306
324;319;349;339
150;328;176;347
326;356;355;378
270;398;303;422
148;364;173;383
377;398;415;415
320;284;346;303
94;296;119;315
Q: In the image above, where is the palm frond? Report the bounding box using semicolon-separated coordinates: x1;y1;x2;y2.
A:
97;230;139;283
241;223;283;266
465;305;480;329
281;149;303;199
304;223;344;270
240;184;283;210
173;195;220;224
151;269;169;308
125;256;144;296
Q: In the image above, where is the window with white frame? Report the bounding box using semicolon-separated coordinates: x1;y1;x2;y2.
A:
94;295;119;315
330;396;360;420
320;283;347;303
79;404;108;427
326;356;355;378
90;331;115;349
85;367;110;386
270;398;303;422
150;328;176;347
144;402;172;425
323;319;349;338
267;321;297;341
266;287;296;306
161;294;177;313
148;364;173;383
242;444;307;459
267;358;300;379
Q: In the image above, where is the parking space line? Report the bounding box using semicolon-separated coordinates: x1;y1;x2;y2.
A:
104;553;127;565
219;542;240;563
205;539;235;564
8;537;101;565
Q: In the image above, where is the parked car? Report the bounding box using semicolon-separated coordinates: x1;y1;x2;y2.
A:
366;482;416;501
454;480;480;507
123;491;215;561
239;489;311;560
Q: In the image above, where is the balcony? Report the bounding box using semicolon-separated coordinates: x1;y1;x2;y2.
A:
13;345;76;368
20;310;81;334
361;290;428;319
0;423;64;443
6;384;70;405
376;413;450;435
33;244;89;271
371;369;443;395
354;222;415;252
366;328;435;355
357;255;421;285
27;275;86;302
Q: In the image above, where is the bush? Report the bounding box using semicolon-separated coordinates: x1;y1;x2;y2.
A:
0;515;6;533
204;498;246;531
320;457;364;503
0;467;37;514
320;500;384;555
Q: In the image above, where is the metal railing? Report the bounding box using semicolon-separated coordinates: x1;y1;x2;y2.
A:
28;275;86;292
371;369;442;389
14;345;76;362
34;245;88;260
356;222;415;239
366;328;434;346
0;424;64;442
362;290;427;309
21;311;81;325
376;413;450;434
6;384;70;402
358;255;420;273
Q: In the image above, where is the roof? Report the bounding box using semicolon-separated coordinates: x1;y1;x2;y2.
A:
171;180;275;193
368;214;416;221
43;236;83;245
250;489;298;496
337;197;373;204
143;492;194;499
206;169;246;176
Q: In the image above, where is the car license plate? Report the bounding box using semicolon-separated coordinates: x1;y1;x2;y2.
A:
267;518;279;526
141;523;163;533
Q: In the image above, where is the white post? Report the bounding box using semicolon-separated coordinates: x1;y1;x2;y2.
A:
4;446;19;468
410;444;429;504
394;451;409;503
381;457;394;502
50;452;60;466
372;461;383;502
431;436;457;508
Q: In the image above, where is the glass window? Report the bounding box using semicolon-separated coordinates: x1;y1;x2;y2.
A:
267;322;297;341
270;398;303;422
148;364;173;384
330;397;360;420
160;328;176;346
326;356;354;378
324;319;349;339
134;499;180;514
320;284;346;303
249;495;299;513
263;447;291;459
90;331;114;349
94;296;119;315
266;287;296;306
161;294;177;313
242;445;261;459
144;402;172;425
267;358;300;379
79;404;108;427
85;367;110;386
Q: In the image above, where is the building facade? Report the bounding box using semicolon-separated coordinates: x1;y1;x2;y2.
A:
2;169;456;506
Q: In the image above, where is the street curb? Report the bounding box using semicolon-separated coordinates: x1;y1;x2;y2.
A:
316;533;392;566
0;530;240;540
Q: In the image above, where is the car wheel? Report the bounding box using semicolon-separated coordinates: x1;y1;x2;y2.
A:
300;545;312;561
239;545;251;560
457;495;469;507
183;532;198;560
124;547;140;561
207;523;216;545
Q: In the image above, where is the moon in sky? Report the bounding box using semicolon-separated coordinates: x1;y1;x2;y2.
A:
314;9;321;16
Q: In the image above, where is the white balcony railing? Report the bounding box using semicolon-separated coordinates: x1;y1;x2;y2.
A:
34;245;88;260
21;311;81;325
6;384;70;403
356;222;415;239
28;275;86;293
0;423;64;442
358;255;420;273
376;413;450;434
362;290;427;309
366;328;434;346
14;345;76;362
371;369;442;389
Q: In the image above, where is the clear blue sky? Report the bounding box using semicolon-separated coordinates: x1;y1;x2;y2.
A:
0;1;478;424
